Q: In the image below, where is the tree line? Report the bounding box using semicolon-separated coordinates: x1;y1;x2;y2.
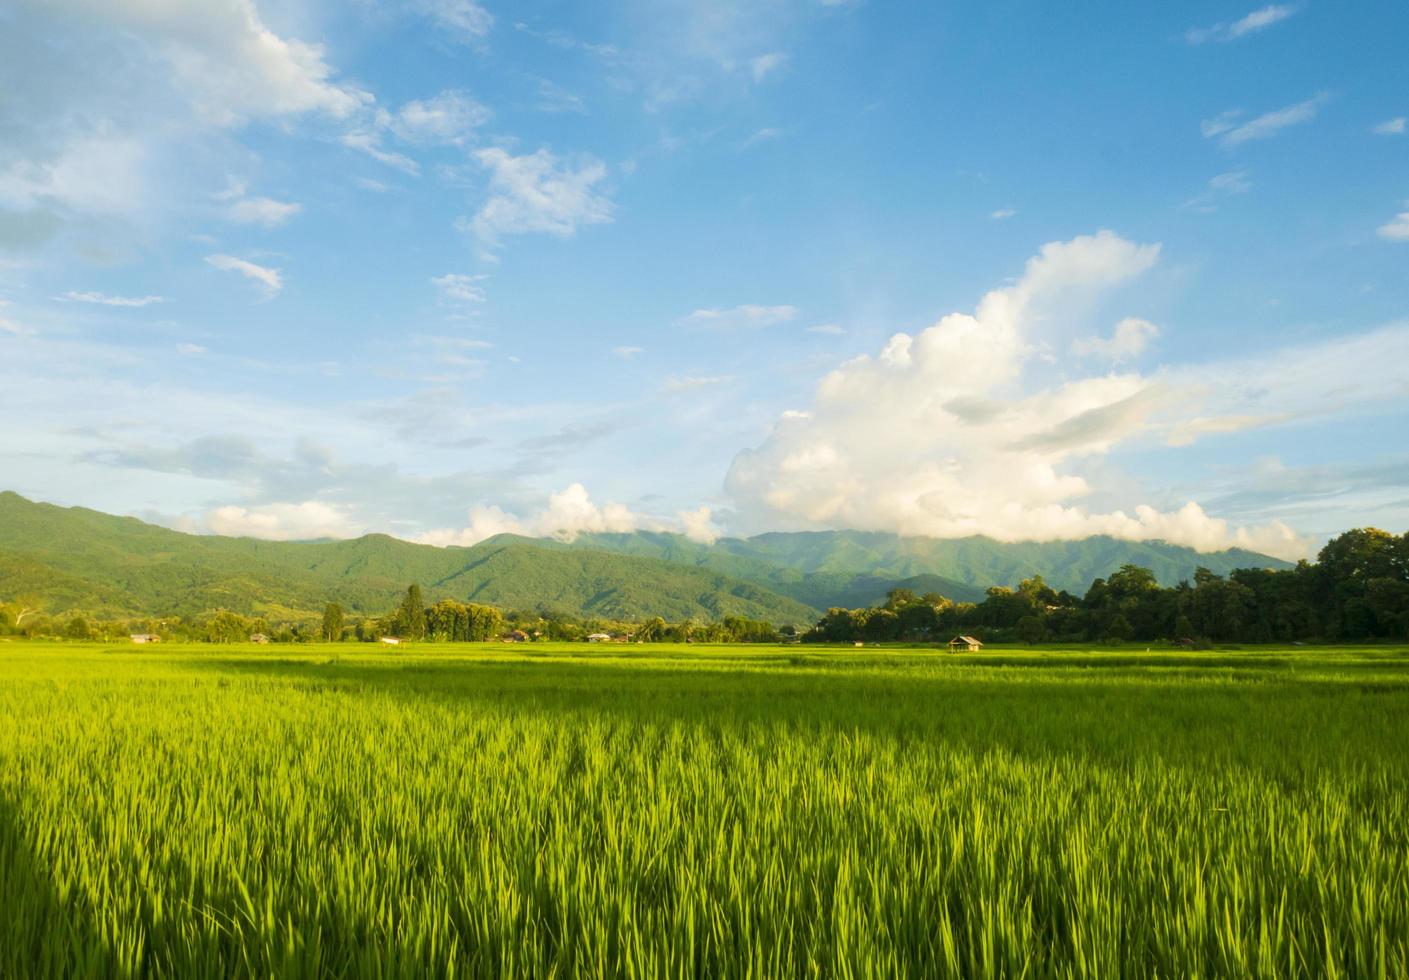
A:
3;528;1405;645
805;528;1409;644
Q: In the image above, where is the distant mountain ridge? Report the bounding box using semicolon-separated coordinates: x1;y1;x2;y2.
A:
0;491;1291;622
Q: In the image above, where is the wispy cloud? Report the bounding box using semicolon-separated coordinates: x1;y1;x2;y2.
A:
741;127;783;149
431;273;489;303
1372;116;1406;136
1203;94;1327;147
807;323;844;336
413;0;494;44
469;148;613;246
1186;4;1300;44
990;208;1017;220
1183;170;1252;212
662;374;733;393
536;79;586;114
226;196;301;227
60;291;166;307
613;345;644;358
205;254;282;297
681;304;798;329
750;52;788;82
1378;208;1409;242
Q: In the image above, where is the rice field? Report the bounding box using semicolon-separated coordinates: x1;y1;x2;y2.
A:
1;641;1407;978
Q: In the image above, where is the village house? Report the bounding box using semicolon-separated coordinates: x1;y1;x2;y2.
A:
586;633;612;643
948;635;983;652
249;633;270;644
129;633;161;644
379;636;402;646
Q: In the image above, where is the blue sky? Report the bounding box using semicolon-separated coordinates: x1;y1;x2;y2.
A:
1;0;1406;558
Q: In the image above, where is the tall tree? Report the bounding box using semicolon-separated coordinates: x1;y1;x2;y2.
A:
322;602;345;642
395;584;426;639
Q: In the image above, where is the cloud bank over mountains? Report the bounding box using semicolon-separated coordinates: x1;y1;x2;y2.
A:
725;232;1309;559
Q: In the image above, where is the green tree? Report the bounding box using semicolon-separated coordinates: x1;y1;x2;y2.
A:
322;602;345;642
393;584;426;639
64;616;93;640
1015;615;1046;645
1103;613;1134;645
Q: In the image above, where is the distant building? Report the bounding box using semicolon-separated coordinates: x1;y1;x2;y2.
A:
586;633;612;643
249;633;270;644
505;629;530;643
379;636;402;646
130;633;161;644
948;635;983;652
853;640;865;647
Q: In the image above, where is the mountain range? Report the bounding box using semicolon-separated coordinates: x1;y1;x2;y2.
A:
0;491;1291;623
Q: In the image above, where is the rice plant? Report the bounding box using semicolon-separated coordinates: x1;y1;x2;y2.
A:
1;642;1406;978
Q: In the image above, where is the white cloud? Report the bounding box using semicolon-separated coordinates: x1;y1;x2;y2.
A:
469;147;613;245
808;323;845;335
205;253;282;296
175;343;206;355
613;345;644;357
1206;94;1327;147
725;230;1310;560
391;90;492;144
0;134;148;217
27;0;370;126
990;208;1017;220
536;79;586;115
417;483;640;546
1073;317;1160;362
225;196;301;227
1183;170;1253;212
414;0;494;43
1378;209;1409;241
741;127;783;148
1373;117;1406;136
205;500;362;540
678;505;721;544
60;291;165;307
750;52;788;82
341;131;422;176
1186;4;1300;44
431;273;489;303
681;304;798;329
662;374;733;393
0;316;35;337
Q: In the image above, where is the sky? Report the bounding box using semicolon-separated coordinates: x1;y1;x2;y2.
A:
1;0;1407;561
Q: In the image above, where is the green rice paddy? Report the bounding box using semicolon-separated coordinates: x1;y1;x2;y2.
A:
2;642;1407;978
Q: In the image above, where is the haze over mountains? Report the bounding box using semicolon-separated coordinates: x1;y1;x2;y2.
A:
0;492;1291;623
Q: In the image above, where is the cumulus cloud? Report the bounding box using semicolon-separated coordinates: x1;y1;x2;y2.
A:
417;483;640;546
205;500;362;540
468;147;613;245
725;230;1309;560
24;0;370;126
677;505;721;544
205;253;282;296
681;304;798;329
1186;4;1300;44
60;291;165;307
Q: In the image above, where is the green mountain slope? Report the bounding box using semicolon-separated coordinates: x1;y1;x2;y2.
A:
0;493;816;623
0;491;1292;622
565;529;1292;597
